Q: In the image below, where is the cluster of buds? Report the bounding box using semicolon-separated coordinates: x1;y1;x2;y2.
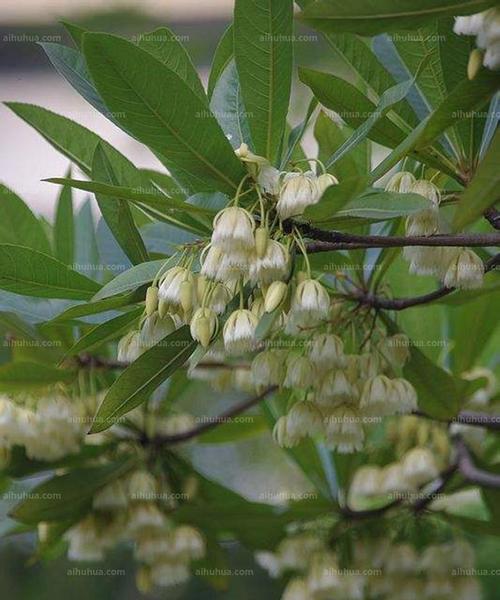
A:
256;533;365;599
257;532;479;600
454;7;500;74
0;394;88;462
388;172;484;289
262;332;416;453
60;467;205;592
353;537;480;600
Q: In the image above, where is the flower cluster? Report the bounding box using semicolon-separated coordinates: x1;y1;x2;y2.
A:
388;172;485;289
257;532;480;600
454;7;500;72
265;332;417;453
60;467;205;592
0;395;87;461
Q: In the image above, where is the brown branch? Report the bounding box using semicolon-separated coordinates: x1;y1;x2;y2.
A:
346;253;499;311
454;436;500;489
295;222;500;251
150;386;277;446
485;207;500;231
75;354;129;370
412;464;458;513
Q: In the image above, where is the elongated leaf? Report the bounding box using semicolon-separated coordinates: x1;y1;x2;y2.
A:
0;244;100;300
210;59;252;149
299;0;498;36
208;24;234;99
45;178;216;217
39;42;116;125
234;0;293;163
51;293;140;322
281;97;318;169
137;27;206;101
92;259;167;301
92;144;148;265
0;184;51;254
314;111;369;179
61;20;86;49
299;67;407;150
453;129;500;230
53;176;74;266
63;308;142;358
325;76;416;168
10;459;134;524
83;33;244;195
0;362;76;392
304;176;369;221
90;326;196;432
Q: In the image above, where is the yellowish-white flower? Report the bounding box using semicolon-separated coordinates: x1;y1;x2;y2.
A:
250;239;289;284
411;179;441;206
223;309;259;355
255;551;282;578
173;526;205;560
309;333;346;371
272;415;301;448
251;350;286;389
212;206;255;252
359;375;395;417
291;279;330;321
128;470;158;502
117;330;142;363
127;503;166;536
286;401;323;438
385;171;417;194
140;312;177;351
378;333;411;368
389;378;418;414
282;578;311;600
316;172;338;196
401;447;439;487
325;406;365;453
443;248;484;289
150;560;190;587
317;370;356;405
158;267;194;313
385;543;418;575
276;171;320;219
283;355;315;389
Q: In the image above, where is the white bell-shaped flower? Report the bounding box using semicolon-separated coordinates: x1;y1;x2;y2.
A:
223;309;259;355
276;171;320;219
211;206;255;252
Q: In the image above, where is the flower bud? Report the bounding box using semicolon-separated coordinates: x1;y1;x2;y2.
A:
136;567;152;594
145;286;158;316
180;279;194;313
265;281;288;312
190;307;217;348
468;48;484;79
255;226;269;258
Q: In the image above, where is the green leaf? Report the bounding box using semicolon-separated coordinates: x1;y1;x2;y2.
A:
304;176;370;222
208;24;234;99
324;76;416;168
371;70;500;181
90;326;196;432
92;259;167;301
299;0;498;36
53;175;74;266
137;27;206;101
60;20;86;49
10;458;134;524
281;97;318;169
45;177;216;218
39;42;116;126
314;111;368;180
0;244;100;300
83;33;245;194
92;144;149;265
453;129;500;231
198;415;268;444
210;59;252;149
0;184;51;254
299;67;407;150
0;362;76;392
50;293;140;322
234;0;293;163
62;308;142;358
